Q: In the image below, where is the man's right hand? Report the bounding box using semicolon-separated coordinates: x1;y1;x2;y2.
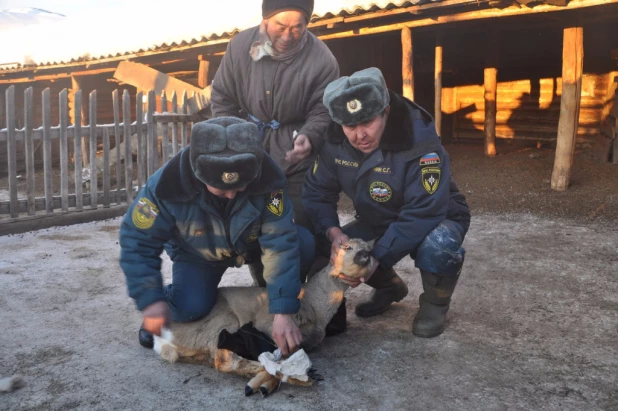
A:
142;301;170;336
328;227;350;265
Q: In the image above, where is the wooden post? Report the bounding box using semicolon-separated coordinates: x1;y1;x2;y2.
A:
73;89;84;211
42;88;53;214
198;56;211;89
136;91;145;189
435;38;443;137
402;27;414;101
24;87;36;216
6;86;18;218
89;90;98;210
552;26;584;191
71;76;89;167
122;90;133;204
59;89;69;212
113;89;122;201
484;32;499;157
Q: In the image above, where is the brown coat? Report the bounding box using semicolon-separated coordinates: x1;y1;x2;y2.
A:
211;25;340;176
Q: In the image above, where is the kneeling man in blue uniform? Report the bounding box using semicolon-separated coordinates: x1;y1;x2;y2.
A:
120;117;313;355
303;68;470;337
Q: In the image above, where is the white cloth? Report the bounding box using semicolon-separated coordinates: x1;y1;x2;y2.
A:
258;349;312;382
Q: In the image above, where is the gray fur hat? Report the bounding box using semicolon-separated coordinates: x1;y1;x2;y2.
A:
190;117;264;190
323;67;390;126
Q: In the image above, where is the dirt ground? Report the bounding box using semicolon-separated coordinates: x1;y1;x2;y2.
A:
1;141;617;410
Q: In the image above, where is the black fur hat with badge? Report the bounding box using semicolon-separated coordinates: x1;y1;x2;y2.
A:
190;117;264;190
323;67;391;126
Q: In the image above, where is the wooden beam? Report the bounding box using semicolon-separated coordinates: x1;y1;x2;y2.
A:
484;32;499;157
402;27;414;101
552;26;584;191
0;67;116;84
198;59;210;89
435;39;443;137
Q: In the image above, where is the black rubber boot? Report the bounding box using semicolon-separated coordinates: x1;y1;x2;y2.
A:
412;271;460;338
138;325;154;349
355;268;408;318
248;263;266;287
325;298;347;337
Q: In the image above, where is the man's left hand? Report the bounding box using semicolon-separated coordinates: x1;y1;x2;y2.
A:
272;314;303;356
285;134;312;164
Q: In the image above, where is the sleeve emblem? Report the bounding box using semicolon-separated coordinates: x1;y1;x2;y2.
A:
267;190;284;217
132;198;159;229
420;152;441;166
422;167;441;194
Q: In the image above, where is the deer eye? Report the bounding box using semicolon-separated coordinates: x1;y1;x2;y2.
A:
340;244;352;251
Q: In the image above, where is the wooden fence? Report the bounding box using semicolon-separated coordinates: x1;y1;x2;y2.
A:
0;85;206;232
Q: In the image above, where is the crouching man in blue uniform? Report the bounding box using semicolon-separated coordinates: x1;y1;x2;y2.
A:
120;117;313;355
302;68;470;337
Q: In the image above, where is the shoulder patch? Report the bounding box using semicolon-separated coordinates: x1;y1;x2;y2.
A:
132;198;159;229
267;190;284;217
422;167;441;194
420;152;441;166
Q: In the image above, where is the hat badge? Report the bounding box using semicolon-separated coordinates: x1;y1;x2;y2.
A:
222;172;240;184
347;99;362;114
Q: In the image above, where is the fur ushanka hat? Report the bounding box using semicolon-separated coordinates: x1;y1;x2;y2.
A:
190;117;264;190
323;67;391;126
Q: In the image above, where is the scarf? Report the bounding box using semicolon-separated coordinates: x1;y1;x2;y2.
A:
250;20;308;62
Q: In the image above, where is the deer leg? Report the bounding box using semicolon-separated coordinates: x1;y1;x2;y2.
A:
259;375;281;397
245;370;276;397
214;349;264;378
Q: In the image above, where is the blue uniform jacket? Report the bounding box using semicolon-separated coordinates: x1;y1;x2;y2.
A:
120;147;301;315
303;91;470;269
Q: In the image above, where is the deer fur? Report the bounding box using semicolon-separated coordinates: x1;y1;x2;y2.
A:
153;238;375;395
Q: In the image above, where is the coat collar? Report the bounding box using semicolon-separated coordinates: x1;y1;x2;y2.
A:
326;90;434;151
155;147;287;202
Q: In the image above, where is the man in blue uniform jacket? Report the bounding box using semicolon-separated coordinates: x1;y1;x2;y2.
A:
302;68;470;337
120;117;313;355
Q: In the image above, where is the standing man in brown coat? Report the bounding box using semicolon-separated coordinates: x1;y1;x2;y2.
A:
210;0;340;231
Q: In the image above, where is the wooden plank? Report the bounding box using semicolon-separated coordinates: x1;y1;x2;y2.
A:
0;190;131;216
24;87;36;216
136;91;145;189
6;86;18;218
401;27;414;101
484;67;498;157
113;89;122;202
147;90;156;178
161;91;169;167
73;89;84;211
181;91;189;147
0;205;129;236
42;88;53;214
89;90;98;209
435;41;443;137
59;89;69;212
552;26;584;191
123;89;133;204
71;76;88;167
113;61;209;114
102;128;110;207
171;91;179;156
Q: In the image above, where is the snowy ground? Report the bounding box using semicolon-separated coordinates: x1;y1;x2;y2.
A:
0;212;617;411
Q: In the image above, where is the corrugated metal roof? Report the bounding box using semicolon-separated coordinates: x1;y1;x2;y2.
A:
0;1;426;71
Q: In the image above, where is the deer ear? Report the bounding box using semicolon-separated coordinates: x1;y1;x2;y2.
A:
366;238;377;249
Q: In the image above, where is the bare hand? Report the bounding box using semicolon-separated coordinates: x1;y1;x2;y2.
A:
328;227;349;265
272;314;302;356
142;301;170;336
285;134;312;164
